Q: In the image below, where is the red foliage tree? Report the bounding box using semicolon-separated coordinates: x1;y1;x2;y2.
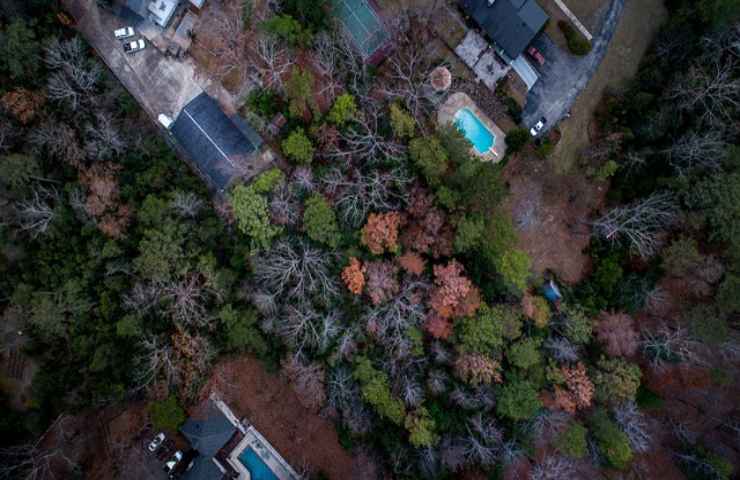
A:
361;211;404;255
398;251;426;276
79;163;131;238
595;312;639;357
454;353;502;385
425;312;453;340
341;257;366;295
429;260;480;319
548;362;594;413
365;260;400;305
401;185;454;258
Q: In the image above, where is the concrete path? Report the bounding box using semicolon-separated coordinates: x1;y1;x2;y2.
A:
522;0;624;133
554;0;593;41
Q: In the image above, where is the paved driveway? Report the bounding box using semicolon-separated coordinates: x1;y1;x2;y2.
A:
522;0;625;132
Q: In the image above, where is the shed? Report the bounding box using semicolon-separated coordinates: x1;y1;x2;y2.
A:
460;0;548;59
171;93;263;192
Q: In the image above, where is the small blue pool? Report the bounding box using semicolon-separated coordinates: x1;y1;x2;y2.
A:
454;108;496;154
238;447;279;480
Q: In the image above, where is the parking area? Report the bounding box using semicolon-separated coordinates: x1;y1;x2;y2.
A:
521;0;624;132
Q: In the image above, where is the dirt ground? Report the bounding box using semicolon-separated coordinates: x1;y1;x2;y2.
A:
550;0;667;173
202;356;360;479
502;150;606;284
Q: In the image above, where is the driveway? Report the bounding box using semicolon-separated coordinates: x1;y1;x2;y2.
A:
522;0;625;132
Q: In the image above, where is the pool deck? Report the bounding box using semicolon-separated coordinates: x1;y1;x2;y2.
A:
438;92;507;161
225;426;299;480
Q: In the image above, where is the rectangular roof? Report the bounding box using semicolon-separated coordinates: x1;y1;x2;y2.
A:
461;0;548;59
171;93;261;191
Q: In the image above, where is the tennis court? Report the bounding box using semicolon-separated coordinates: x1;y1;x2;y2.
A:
332;0;390;60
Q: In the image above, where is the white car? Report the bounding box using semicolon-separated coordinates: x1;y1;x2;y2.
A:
123;38;146;54
530;117;546;136
114;27;135;40
147;432;165;452
164;451;183;474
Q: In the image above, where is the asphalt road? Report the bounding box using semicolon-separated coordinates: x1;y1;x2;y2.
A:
522;0;626;132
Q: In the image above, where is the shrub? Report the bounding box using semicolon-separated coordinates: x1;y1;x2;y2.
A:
282;128;314;164
148;395;186;432
303;194;341;248
496;379;542;421
589;409;633;470
556;422;588;458
595;160;619;181
558;20;592;56
327;93;357;126
505;128;530;154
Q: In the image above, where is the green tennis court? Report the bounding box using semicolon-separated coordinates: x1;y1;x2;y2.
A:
332;0;390;59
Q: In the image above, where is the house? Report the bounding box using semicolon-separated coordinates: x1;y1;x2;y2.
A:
170;93;264;192
178;396;299;480
148;0;179;28
460;0;548;60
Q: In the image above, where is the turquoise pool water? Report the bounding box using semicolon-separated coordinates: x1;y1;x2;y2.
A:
454;108;495;154
238;447;279;480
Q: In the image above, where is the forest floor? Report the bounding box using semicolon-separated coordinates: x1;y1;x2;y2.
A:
200;356;365;479
548;0;667;173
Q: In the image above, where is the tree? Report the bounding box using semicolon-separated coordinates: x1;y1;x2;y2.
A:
556;422;588;458
405;407;438;447
230;184;283;251
561;305;592;344
507;337;542;370
148;395;186;432
134;220;187;281
44;37;102;112
504;128;529;154
284;66;315;117
0;19;41;82
361;212;403;255
341;257;366;295
717;274;740;314
409;136;449;186
365;260;400;305
390;103;415;139
593;357;641;404
282;355;326;412
496;379;542;421
454;353;502;385
553;362;594;413
688;172;740;262
613;401;652;454
592;192;679;258
327;93;357;126
281;128;314;164
589;408;633;470
496;249;531;292
398;252;425;276
454;215;486;254
455;304;505;354
261;14;312;46
0;154;42;191
522;294;551;328
302;194;340;248
595;312;639;357
662;236;704;277
430;261;480;319
353;356;406;425
14;186;59;238
219;304;267;355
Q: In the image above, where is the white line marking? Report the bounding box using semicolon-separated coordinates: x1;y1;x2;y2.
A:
182;108;235;168
553;0;593;41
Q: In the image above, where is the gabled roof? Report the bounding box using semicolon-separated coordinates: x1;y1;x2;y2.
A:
461;0;548;59
181;456;224;480
180;403;236;458
171;93;262;191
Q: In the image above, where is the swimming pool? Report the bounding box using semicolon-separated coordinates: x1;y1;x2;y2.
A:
454;108;496;154
238;447;279;480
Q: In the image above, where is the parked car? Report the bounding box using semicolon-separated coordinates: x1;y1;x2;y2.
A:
147;433;165;452
123;38;146;54
114;27;135;40
530;117;546;136
527;46;545;66
163;451;183;475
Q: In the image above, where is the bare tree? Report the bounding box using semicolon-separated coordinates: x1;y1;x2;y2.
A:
44;37;101;111
281;355;327;412
530;456;576;480
613;401;653;454
641;324;705;369
84;112;126;161
163;274;212;328
198;3;249;82
123;282;163;316
591;192;679;258
133;335;179;390
269;182;301;226
313;27;370;95
544;337;580;363
663;130;728;176
14;186;59;238
29;122;84;166
250;35;293;93
171;191;204;219
277;303;340;355
461;414;502;466
427;369;449;396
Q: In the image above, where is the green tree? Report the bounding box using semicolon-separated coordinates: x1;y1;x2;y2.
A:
556;422;588;458
717;274;740;314
116;315;142;338
219;305;267;355
698;0;740;26
662;236;703;277
303;194;341;248
389;103;415;139
409;136;449;186
507;337;542;370
405;407;438;447
148;395;186;432
260;15;312;46
481;211;518;265
134;220;187;281
251;167;285;194
353;356;406;425
562;305;592;344
0;154;42;191
282;128;314;164
280;0;329;31
593;357;641;404
230;184;283;251
688;172;740;263
327;93;357;126
496;379;542;421
454;215;486;253
496;249;532;292
456;303;505;354
686;304;730;346
0;19;41;82
505;128;530;154
589;409;633;470
285;67;315;117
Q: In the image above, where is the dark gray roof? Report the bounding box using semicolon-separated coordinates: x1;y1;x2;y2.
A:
180;404;236;458
461;0;548;58
181;456;225;480
171;93;261;191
